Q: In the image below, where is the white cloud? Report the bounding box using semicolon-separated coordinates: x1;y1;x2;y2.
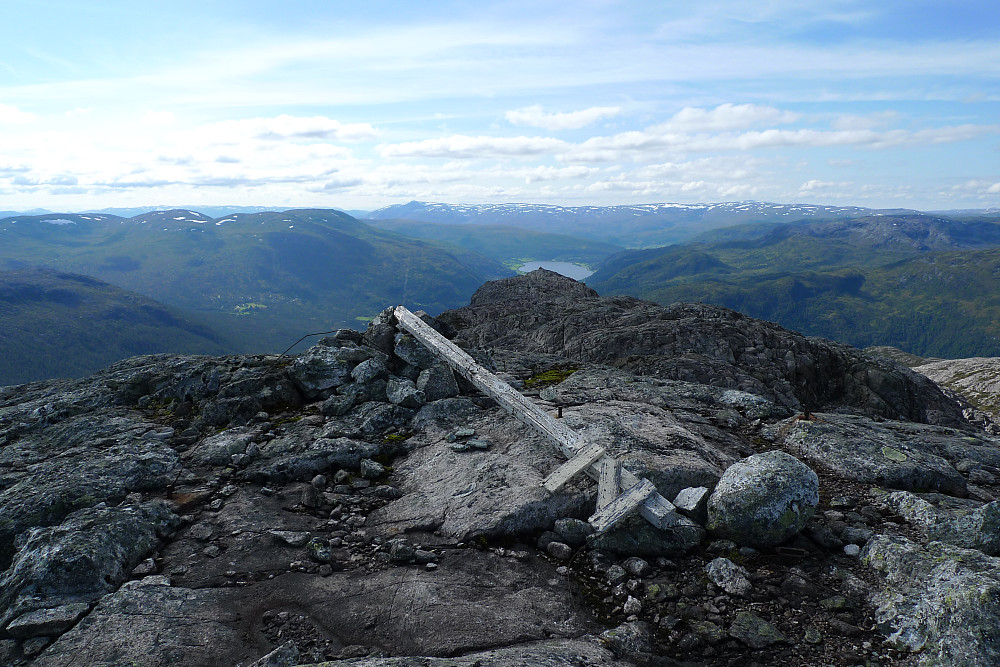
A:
195;115;378;143
505;105;621;130
378;135;567;159
143;110;176;126
0;104;37;124
660;103;798;131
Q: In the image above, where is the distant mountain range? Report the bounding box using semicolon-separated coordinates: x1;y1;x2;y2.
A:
6;200;1000;385
0;209;512;367
367;200;923;247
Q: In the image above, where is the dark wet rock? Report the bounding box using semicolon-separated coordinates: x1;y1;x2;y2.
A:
553;518;594;548
772;413;981;496
0;501;175;631
438;270;966;425
600;621;654;665
728;611;788;648
416;364;461;402
863;534;1000;666
706;451;819;548
588;514;704;557
877;490;1000;556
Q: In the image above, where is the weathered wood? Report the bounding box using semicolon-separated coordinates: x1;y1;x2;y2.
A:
589;478;657;533
393;305;683;532
596;457;621;510
394;306;581;455
542;443;606;493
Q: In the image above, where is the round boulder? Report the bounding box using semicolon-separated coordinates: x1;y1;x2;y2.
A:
706;450;818;548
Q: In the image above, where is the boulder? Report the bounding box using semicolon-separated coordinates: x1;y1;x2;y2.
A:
416;364;461;402
706;451;818;548
0;501;176;631
394;334;438;370
863;535;1000;666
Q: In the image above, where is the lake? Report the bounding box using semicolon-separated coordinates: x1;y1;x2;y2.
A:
517;261;593;281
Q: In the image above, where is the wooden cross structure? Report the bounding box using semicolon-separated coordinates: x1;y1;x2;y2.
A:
394;306;689;533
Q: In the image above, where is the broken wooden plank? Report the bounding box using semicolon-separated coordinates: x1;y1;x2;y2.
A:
393;305;685;532
542;443;605;493
589;478;657;533
596;456;621;510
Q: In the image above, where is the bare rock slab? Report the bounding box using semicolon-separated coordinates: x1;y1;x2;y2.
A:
863;534;1000;667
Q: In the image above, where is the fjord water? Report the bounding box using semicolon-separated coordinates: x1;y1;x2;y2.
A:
517;261;593;280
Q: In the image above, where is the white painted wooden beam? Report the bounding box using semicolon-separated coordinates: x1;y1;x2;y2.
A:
596;456;621;510
589;478;657;533
542;443;606;493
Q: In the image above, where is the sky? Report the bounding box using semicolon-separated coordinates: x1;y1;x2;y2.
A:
0;0;998;212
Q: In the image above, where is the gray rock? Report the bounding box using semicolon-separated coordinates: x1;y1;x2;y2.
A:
290;343;372;397
31;576;260;667
554;518;594;548
4;603;90;639
706;451;819;548
879;490;1000;555
704;557;751;597
417;364;461;402
386;378;427;409
187;427;253;465
352;357;390;384
395;334;439;370
622;557;652;578
337;378;388;404
673;486;710;525
0;501;175;631
728;611;788;648
320;393;354;417
546;541;572;560
360;458;386;480
365;413;592;542
599;621;654;665
362;308;397;355
863;534;1000;666
589;514;705;557
438;270;965;425
389;539;417;563
773;413;984;496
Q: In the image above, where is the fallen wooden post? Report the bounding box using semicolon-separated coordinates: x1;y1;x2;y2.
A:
394;305;687;532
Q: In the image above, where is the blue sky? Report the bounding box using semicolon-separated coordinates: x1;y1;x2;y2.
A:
0;0;997;211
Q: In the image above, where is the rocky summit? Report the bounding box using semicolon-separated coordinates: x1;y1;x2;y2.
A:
1;269;999;666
